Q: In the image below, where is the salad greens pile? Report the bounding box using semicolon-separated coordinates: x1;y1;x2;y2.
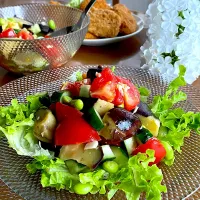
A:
0;65;199;200
66;0;83;8
0;94;53;158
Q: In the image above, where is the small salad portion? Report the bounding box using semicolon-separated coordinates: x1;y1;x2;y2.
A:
0;17;56;39
0;65;199;200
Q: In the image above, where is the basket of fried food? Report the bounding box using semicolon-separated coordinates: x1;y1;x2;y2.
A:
50;0;138;39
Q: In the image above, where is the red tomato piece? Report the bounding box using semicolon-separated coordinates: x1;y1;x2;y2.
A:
17;30;34;40
132;138;166;165
55;102;83;122
38;40;62;68
55;116;101;145
0;28;17;38
90;67;117;102
62;82;82;97
115;76;140;111
112;86;124;106
61;79;91;97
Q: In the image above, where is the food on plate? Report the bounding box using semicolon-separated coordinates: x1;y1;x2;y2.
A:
80;0;111;11
113;4;137;35
50;0;138;39
0;17;56;39
85;31;99;39
0;65;199;200
88;9;122;38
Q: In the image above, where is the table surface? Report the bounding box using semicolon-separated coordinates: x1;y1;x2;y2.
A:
0;1;199;200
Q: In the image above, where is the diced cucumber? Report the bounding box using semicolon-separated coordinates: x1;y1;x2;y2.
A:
124;136;137;156
51;91;71;104
101;145;116;161
110;146;128;168
65;159;89;174
79;85;91;98
85;107;104;131
136;128;153;144
30;23;41;34
93;99;114;116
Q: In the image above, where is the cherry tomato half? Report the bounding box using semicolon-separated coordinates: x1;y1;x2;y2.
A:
132;138;166;165
0;28;17;38
90;67;140;111
115;76;140;111
90;67;117;102
17;30;34;40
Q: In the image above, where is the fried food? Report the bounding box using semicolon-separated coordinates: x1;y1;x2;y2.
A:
80;0;111;11
88;9;121;38
49;0;61;5
85;32;99;39
113;4;137;35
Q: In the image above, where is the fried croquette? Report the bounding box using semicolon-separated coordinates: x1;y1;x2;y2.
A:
80;0;111;11
85;32;99;39
113;4;137;35
88;9;121;38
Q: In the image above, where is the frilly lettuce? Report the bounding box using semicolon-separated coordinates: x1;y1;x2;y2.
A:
0;95;53;158
66;0;83;8
150;65;200;155
27;156;79;190
27;150;166;200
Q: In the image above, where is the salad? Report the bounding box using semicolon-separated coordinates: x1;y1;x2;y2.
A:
0;17;56;39
0;65;199;200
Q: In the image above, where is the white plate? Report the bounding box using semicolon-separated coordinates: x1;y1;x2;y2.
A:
82;12;145;46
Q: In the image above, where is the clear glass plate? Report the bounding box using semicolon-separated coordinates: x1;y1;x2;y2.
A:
0;65;199;200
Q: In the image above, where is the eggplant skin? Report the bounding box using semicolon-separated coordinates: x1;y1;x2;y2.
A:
136;102;153;117
100;108;142;146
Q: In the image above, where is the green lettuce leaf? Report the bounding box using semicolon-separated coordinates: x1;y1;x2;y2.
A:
150;65;200;154
66;0;83;9
138;86;150;103
0;96;53;158
80;150;166;200
27;157;79;191
27;150;166;200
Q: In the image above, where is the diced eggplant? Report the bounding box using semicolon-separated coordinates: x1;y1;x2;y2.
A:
86;66;103;82
59;143;85;161
80;97;98;113
39;24;53;34
136;102;153;117
99;108;142;146
84;140;99;150
59;144;103;169
80;148;103;169
33;108;57;143
39;92;51;107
